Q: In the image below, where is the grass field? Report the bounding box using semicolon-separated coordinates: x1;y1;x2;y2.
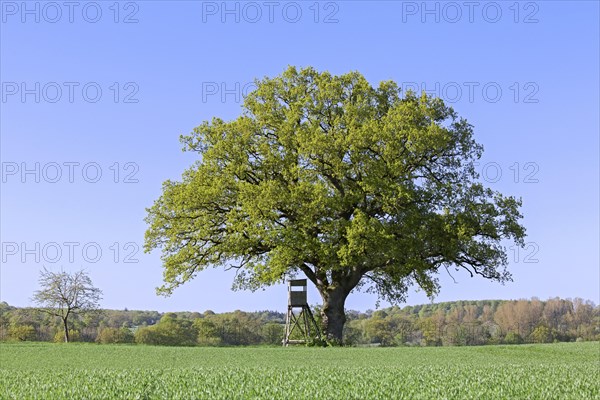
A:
0;342;598;399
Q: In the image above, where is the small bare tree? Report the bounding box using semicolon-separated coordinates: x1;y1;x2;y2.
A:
32;268;102;342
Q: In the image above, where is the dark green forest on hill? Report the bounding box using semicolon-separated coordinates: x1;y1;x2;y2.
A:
1;297;598;346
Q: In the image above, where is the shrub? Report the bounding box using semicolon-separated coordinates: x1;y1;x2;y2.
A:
530;325;553;344
8;325;37;341
54;329;80;343
197;336;222;346
134;326;160;345
97;327;134;344
135;315;197;346
503;332;524;345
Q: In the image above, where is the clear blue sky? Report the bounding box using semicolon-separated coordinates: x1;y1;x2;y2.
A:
1;1;598;313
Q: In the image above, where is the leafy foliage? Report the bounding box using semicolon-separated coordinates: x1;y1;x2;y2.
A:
97;327;134;344
3;298;598;346
7;325;36;342
145;66;526;340
53;329;80;343
135;314;197;346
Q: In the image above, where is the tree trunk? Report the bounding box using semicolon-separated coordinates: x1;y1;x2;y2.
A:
320;287;348;344
62;318;69;343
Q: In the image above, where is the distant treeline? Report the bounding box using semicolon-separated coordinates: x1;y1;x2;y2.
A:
1;297;598;346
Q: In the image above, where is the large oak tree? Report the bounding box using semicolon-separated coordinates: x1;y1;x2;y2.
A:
145;67;526;343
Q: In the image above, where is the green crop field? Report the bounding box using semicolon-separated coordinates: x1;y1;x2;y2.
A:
0;342;598;399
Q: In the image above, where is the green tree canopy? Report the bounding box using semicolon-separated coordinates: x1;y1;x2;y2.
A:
145;66;526;342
